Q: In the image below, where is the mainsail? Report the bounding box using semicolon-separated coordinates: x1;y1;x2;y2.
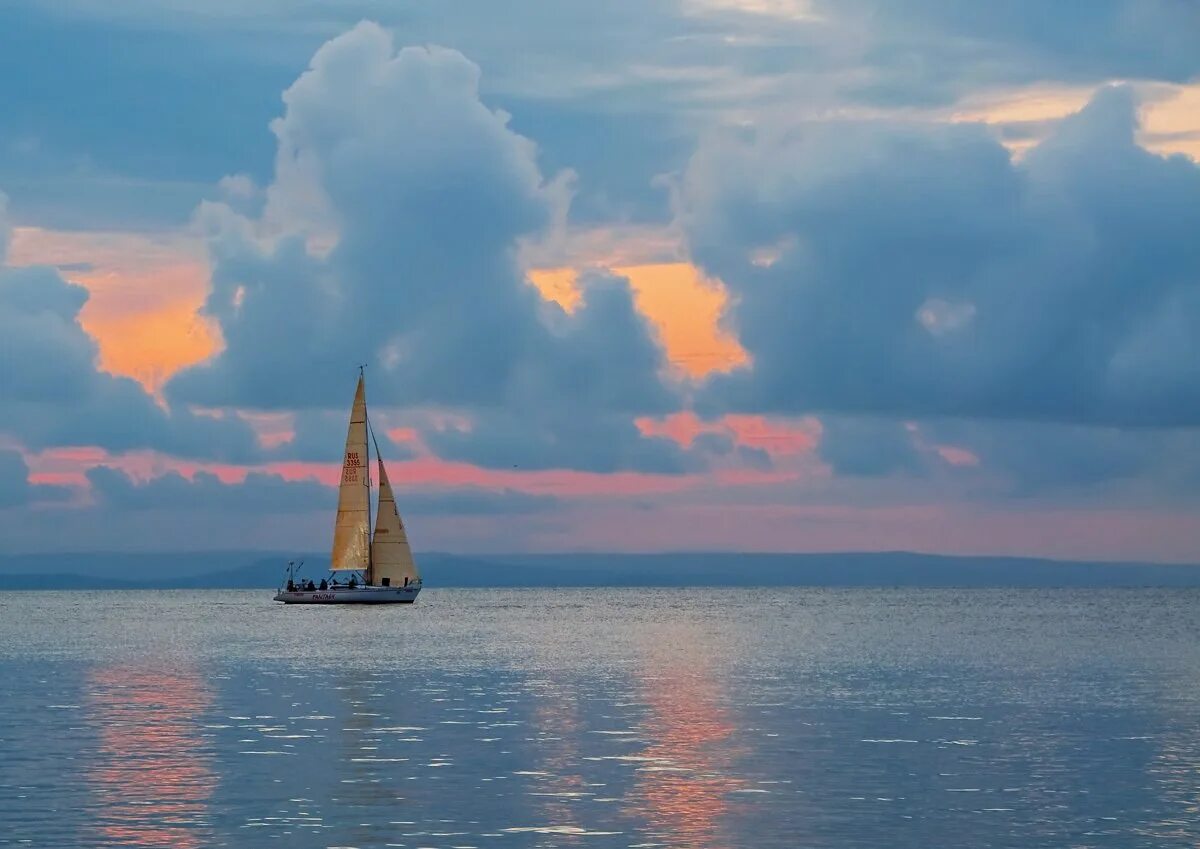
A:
330;374;371;571
369;458;421;587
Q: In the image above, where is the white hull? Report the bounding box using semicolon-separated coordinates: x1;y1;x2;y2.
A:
273;584;421;604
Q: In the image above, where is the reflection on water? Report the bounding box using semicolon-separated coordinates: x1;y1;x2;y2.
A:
86;666;215;848
528;679;589;844
1145;673;1200;844
629;625;744;848
1147;734;1200;844
5;588;1200;847
335;670;410;846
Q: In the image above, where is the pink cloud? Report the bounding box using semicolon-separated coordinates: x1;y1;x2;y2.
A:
10;444;1200;563
236;411;295;450
636;412;820;457
935;445;981;467
26;448;251;488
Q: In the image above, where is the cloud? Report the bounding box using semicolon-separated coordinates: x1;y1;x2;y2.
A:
830;1;1200;106
9;1;1194;236
920;419;1200;499
87;466;332;511
401;487;558;517
0;3;301;230
0;260;263;459
426;410;690;474
0;2;701;231
817;419;924;478
687;85;1200;428
266;410;417;463
0;450;69;507
0;191;9;264
86;464;560;519
166;23;687;473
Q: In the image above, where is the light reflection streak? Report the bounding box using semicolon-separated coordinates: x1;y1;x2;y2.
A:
85;665;215;848
628;626;745;848
529;681;587;844
334;670;407;846
1145;736;1200;844
1143;671;1200;845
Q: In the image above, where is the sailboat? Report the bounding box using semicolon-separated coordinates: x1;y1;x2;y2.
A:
274;370;422;604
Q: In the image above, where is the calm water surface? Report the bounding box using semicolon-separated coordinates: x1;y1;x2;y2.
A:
2;588;1199;848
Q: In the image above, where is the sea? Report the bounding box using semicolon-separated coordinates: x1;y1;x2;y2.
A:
1;588;1199;848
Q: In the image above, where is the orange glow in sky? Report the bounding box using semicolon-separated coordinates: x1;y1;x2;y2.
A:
11;228;742;394
530;263;747;377
950;81;1200;161
8;228;220;394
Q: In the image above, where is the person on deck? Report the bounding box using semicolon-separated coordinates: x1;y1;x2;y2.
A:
348;576;357;589
319;579;328;590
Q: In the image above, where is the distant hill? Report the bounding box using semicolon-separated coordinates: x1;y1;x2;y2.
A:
2;551;1199;589
0;551;292;582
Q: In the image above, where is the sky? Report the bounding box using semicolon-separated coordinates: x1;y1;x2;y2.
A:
1;1;1199;561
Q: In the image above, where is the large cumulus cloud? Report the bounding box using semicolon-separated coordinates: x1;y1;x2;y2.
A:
687;85;1200;429
166;22;687;473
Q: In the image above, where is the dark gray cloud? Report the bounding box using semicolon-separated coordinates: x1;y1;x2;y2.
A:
400;487;558;517
689;86;1200;428
818;419;925;478
87;466;333;511
426;410;689;474
266;409;417;464
0;260;261;459
86;464;560;518
922;419;1200;499
0;192;9;263
166;24;687;473
807;413;1200;500
0;450;69;507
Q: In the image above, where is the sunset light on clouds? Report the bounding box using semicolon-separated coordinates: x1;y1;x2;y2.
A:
8;227;218;392
1;1;1199;562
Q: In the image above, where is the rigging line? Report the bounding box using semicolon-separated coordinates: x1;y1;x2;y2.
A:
365;409;390;587
366;410;385;462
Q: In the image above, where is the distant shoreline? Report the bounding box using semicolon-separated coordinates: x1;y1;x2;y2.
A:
2;551;1199;590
